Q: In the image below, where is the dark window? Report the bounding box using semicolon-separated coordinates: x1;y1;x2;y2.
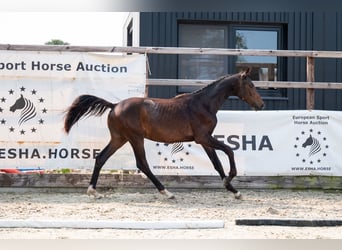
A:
178;24;228;92
178;23;286;98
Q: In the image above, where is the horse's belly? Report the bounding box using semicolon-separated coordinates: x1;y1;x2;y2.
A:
144;123;194;143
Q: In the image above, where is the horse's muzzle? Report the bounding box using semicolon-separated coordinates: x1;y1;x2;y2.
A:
254;102;265;110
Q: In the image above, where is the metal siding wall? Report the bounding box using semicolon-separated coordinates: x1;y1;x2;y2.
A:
142;13;178;98
313;12;342;110
139;12;342;110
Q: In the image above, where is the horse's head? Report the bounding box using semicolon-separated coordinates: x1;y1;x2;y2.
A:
302;134;313;148
236;68;265;110
10;94;26;112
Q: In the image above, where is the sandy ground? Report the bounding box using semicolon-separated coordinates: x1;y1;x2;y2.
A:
0;188;341;239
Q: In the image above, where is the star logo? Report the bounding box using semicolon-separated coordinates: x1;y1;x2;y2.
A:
155;142;192;163
294;129;328;165
0;86;48;135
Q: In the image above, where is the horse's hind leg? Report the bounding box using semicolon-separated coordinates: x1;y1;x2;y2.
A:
202;145;242;199
129;138;175;199
88;138;126;198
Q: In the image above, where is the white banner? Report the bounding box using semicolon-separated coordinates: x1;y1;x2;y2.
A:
0;51;146;170
146;110;342;176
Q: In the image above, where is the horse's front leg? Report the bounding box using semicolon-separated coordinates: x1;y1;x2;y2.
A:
199;138;242;199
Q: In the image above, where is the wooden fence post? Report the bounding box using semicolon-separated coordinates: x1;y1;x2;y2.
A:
306;56;315;110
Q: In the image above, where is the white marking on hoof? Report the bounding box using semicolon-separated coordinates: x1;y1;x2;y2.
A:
87;185;103;199
160;189;175;199
234;191;242;200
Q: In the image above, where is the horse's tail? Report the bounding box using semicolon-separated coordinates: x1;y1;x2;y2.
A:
64;94;116;133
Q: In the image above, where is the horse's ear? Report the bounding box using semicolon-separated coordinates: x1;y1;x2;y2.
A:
241;67;252;79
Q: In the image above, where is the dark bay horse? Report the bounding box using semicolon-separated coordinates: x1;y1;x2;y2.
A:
64;69;264;199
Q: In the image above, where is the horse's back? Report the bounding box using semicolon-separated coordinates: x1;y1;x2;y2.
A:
109;96;194;142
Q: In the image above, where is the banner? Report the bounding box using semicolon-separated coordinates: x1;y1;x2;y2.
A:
0;51;146;170
1;51;341;177
146;110;342;176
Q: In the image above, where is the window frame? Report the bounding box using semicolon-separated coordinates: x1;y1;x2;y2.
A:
231;25;287;99
177;22;288;99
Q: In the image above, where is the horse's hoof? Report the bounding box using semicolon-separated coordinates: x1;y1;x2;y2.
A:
87;186;103;199
160;189;175;199
234;191;243;200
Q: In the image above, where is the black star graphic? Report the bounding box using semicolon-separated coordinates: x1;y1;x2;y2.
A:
158;152;162;155
172;160;176;163
294;145;298;148
309;129;313;132
323;153;327;157
31;89;37;95
164;157;168;161
42;108;48;113
164;143;169;146
31;127;37;133
310;161;313;164
39;97;45;103
296;153;300;157
9;127;15;132
301;131;305;135
295;137;299;140
302;159;306;163
188;144;192;147
0;107;3;113
317;159;321;163
186;152;189;155
317;131;321;135
156;143;160;147
20;129;25;135
1;97;6;103
180;158;184;162
20;86;26;92
1;119;6;124
38;119;44;124
8;89;14;95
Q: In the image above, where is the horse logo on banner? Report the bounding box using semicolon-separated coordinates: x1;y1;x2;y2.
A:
155;142;192;163
0;86;48;135
10;94;37;125
294;129;329;165
302;134;321;157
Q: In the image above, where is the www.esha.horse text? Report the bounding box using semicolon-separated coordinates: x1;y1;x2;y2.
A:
0;61;128;74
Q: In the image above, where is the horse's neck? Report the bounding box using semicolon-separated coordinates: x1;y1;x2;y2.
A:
194;76;237;113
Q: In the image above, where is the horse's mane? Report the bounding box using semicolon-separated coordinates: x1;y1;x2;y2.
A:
174;74;236;99
191;74;234;95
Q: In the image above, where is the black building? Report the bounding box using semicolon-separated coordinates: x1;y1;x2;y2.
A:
123;10;342;110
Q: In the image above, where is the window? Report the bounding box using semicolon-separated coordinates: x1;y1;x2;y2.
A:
178;23;286;98
178;24;228;92
234;27;285;98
